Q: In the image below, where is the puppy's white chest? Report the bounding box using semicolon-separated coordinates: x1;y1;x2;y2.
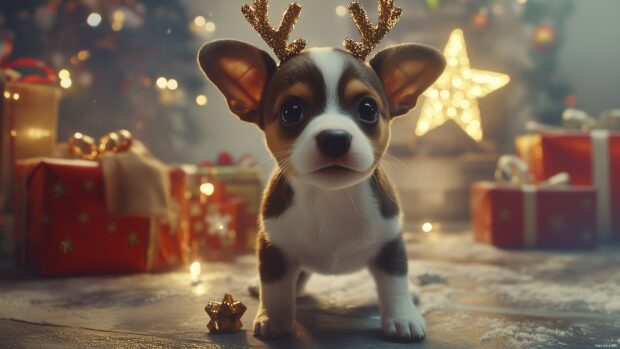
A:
263;178;402;274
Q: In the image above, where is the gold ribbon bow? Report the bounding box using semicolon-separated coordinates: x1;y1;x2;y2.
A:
68;129;133;160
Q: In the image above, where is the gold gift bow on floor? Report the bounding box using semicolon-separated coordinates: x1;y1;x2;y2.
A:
68;129;133;160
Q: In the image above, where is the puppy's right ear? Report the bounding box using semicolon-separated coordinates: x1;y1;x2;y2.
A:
198;40;277;126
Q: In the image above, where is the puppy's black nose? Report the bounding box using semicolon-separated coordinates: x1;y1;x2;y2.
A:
315;129;352;158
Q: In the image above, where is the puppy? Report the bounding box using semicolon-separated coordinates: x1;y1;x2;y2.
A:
198;0;445;342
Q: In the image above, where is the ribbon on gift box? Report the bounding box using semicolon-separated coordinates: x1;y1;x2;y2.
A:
495;155;571;247
1;30;57;84
525;110;615;242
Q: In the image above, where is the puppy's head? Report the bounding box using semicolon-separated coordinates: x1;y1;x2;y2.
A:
198;40;444;189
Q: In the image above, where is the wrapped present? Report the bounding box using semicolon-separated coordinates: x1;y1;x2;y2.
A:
13;133;189;276
188;196;247;261
0;31;60;212
516;131;620;242
186;162;261;252
471;156;597;249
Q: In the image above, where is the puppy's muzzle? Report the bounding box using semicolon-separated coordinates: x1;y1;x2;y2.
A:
315;129;352;158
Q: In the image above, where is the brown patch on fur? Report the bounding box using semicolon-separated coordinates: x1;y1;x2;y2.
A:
261;169;294;219
369;166;401;218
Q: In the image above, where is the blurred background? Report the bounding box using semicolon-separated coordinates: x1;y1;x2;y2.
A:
1;0;620;221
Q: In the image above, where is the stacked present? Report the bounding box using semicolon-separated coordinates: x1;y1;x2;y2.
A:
1;30;60;257
13;132;191;276
184;153;262;261
472;108;620;248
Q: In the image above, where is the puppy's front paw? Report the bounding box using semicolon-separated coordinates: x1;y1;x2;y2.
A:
381;311;426;342
253;313;292;339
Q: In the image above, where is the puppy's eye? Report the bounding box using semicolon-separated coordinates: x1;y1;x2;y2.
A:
280;100;304;126
357;97;378;124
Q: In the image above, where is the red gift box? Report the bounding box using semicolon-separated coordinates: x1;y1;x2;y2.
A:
13;159;189;276
188;196;247;261
516;131;620;242
471;182;597;249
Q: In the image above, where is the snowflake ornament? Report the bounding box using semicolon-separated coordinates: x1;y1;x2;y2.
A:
205;210;232;238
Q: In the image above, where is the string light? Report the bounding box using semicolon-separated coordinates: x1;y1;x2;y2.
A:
58;69;72;89
86;13;102;27
77;50;90;61
166;79;178;90
200;183;215;196
421;222;433;233
335;5;347;16
415;29;510;141
194;16;206;26
12;93;20;100
189;261;202;284
204;21;216;32
195;94;208;106
155;77;168;89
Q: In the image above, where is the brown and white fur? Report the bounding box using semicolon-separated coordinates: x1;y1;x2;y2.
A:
198;40;445;342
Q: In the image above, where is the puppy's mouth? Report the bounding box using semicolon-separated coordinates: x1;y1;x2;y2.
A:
314;164;357;175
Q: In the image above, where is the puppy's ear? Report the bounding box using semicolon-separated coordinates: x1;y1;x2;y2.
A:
198;40;277;125
370;44;446;117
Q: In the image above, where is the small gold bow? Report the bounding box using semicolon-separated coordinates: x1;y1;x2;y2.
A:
68;129;133;160
205;294;247;333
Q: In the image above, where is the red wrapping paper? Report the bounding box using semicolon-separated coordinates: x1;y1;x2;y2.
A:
188;196;247;261
516;132;620;241
471;182;597;249
13;159;189;276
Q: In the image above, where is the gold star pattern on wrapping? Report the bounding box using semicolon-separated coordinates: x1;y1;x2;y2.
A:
58;238;73;254
51;183;66;197
107;223;118;234
78;212;90;224
126;232;139;246
415;28;510;141
205;294;247;333
205;209;232;238
83;180;95;191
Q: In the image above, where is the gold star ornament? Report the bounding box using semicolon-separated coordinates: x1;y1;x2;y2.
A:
415;28;510;141
205;294;247;333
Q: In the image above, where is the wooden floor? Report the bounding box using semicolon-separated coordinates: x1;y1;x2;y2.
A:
1;223;619;349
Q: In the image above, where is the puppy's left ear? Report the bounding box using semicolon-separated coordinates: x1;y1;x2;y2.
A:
370;44;446;117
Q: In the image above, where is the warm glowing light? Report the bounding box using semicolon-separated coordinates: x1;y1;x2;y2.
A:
516;0;527;4
189;261;201;281
27;128;51;139
195;94;208;106
204;21;216;32
200;183;215;196
77;50;90;61
166;79;178;90
421;222;433;233
415;29;510;141
58;69;70;80
60;78;72;89
156;77;168;89
335;5;347;16
218;224;224;231
112;21;123;31
86;13;102;27
194;16;206;27
12;93;20;100
113;10;125;21
3;91;10;99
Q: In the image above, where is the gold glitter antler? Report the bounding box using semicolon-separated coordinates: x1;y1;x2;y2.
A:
344;0;402;60
241;0;307;62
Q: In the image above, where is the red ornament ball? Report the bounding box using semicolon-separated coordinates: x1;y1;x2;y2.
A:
472;8;489;29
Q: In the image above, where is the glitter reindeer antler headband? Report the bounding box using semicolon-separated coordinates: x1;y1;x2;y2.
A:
241;0;307;62
241;0;402;62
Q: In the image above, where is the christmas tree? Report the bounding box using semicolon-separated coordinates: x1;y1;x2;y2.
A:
1;0;206;162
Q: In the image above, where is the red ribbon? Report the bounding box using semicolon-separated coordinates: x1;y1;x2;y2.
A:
1;30;57;84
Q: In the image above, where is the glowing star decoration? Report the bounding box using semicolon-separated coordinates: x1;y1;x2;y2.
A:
205;210;231;238
415;29;510;142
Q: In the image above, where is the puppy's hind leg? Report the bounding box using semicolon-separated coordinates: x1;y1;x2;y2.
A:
369;237;426;342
